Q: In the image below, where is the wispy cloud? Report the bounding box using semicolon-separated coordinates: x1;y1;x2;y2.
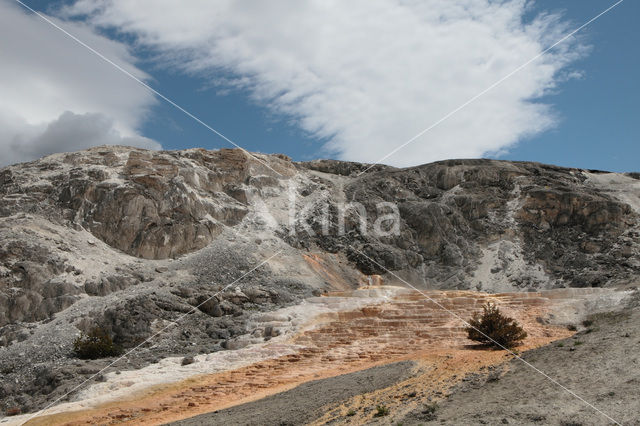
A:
65;0;587;166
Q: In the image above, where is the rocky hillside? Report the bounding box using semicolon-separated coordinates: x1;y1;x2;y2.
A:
302;158;640;290
0;145;639;415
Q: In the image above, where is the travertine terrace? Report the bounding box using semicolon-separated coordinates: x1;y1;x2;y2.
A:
19;285;625;425
1;146;638;423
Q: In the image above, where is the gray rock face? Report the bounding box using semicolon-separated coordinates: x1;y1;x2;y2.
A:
295;159;640;289
1;149;639;331
2;149;639;330
1;147;289;259
0;231;82;328
0;146;295;333
0;146;639;414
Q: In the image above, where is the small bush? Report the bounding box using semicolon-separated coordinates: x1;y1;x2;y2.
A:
487;371;501;382
567;324;577;331
423;402;438;414
420;402;438;421
465;303;527;349
73;327;123;359
374;405;390;417
346;409;356;417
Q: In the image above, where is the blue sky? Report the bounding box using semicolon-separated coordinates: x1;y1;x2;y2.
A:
2;1;638;171
150;0;640;172
504;0;640;172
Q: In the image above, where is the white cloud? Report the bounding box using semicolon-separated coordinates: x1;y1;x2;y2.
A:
1;111;159;165
0;2;159;167
65;0;586;167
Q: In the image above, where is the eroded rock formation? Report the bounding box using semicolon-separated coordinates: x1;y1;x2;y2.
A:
298;159;640;290
0;146;639;415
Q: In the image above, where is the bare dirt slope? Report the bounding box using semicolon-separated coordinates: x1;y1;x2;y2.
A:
18;287;582;425
172;361;416;426
172;298;639;426
397;297;640;425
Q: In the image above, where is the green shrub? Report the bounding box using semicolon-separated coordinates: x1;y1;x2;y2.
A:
423;402;438;414
73;327;123;359
420;402;439;421
374;405;390;417
346;409;356;417
465;303;527;349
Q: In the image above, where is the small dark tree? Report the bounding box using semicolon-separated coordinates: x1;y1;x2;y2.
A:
373;405;390;417
73;327;123;359
465;303;527;349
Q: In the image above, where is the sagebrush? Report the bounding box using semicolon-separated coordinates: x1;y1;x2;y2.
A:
73;327;123;359
374;405;390;417
465;303;527;348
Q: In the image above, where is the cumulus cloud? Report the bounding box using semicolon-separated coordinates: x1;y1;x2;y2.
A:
1;111;159;165
0;2;159;167
66;0;586;167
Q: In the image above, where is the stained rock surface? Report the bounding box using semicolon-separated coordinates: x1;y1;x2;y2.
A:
15;287;591;425
0;145;639;417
